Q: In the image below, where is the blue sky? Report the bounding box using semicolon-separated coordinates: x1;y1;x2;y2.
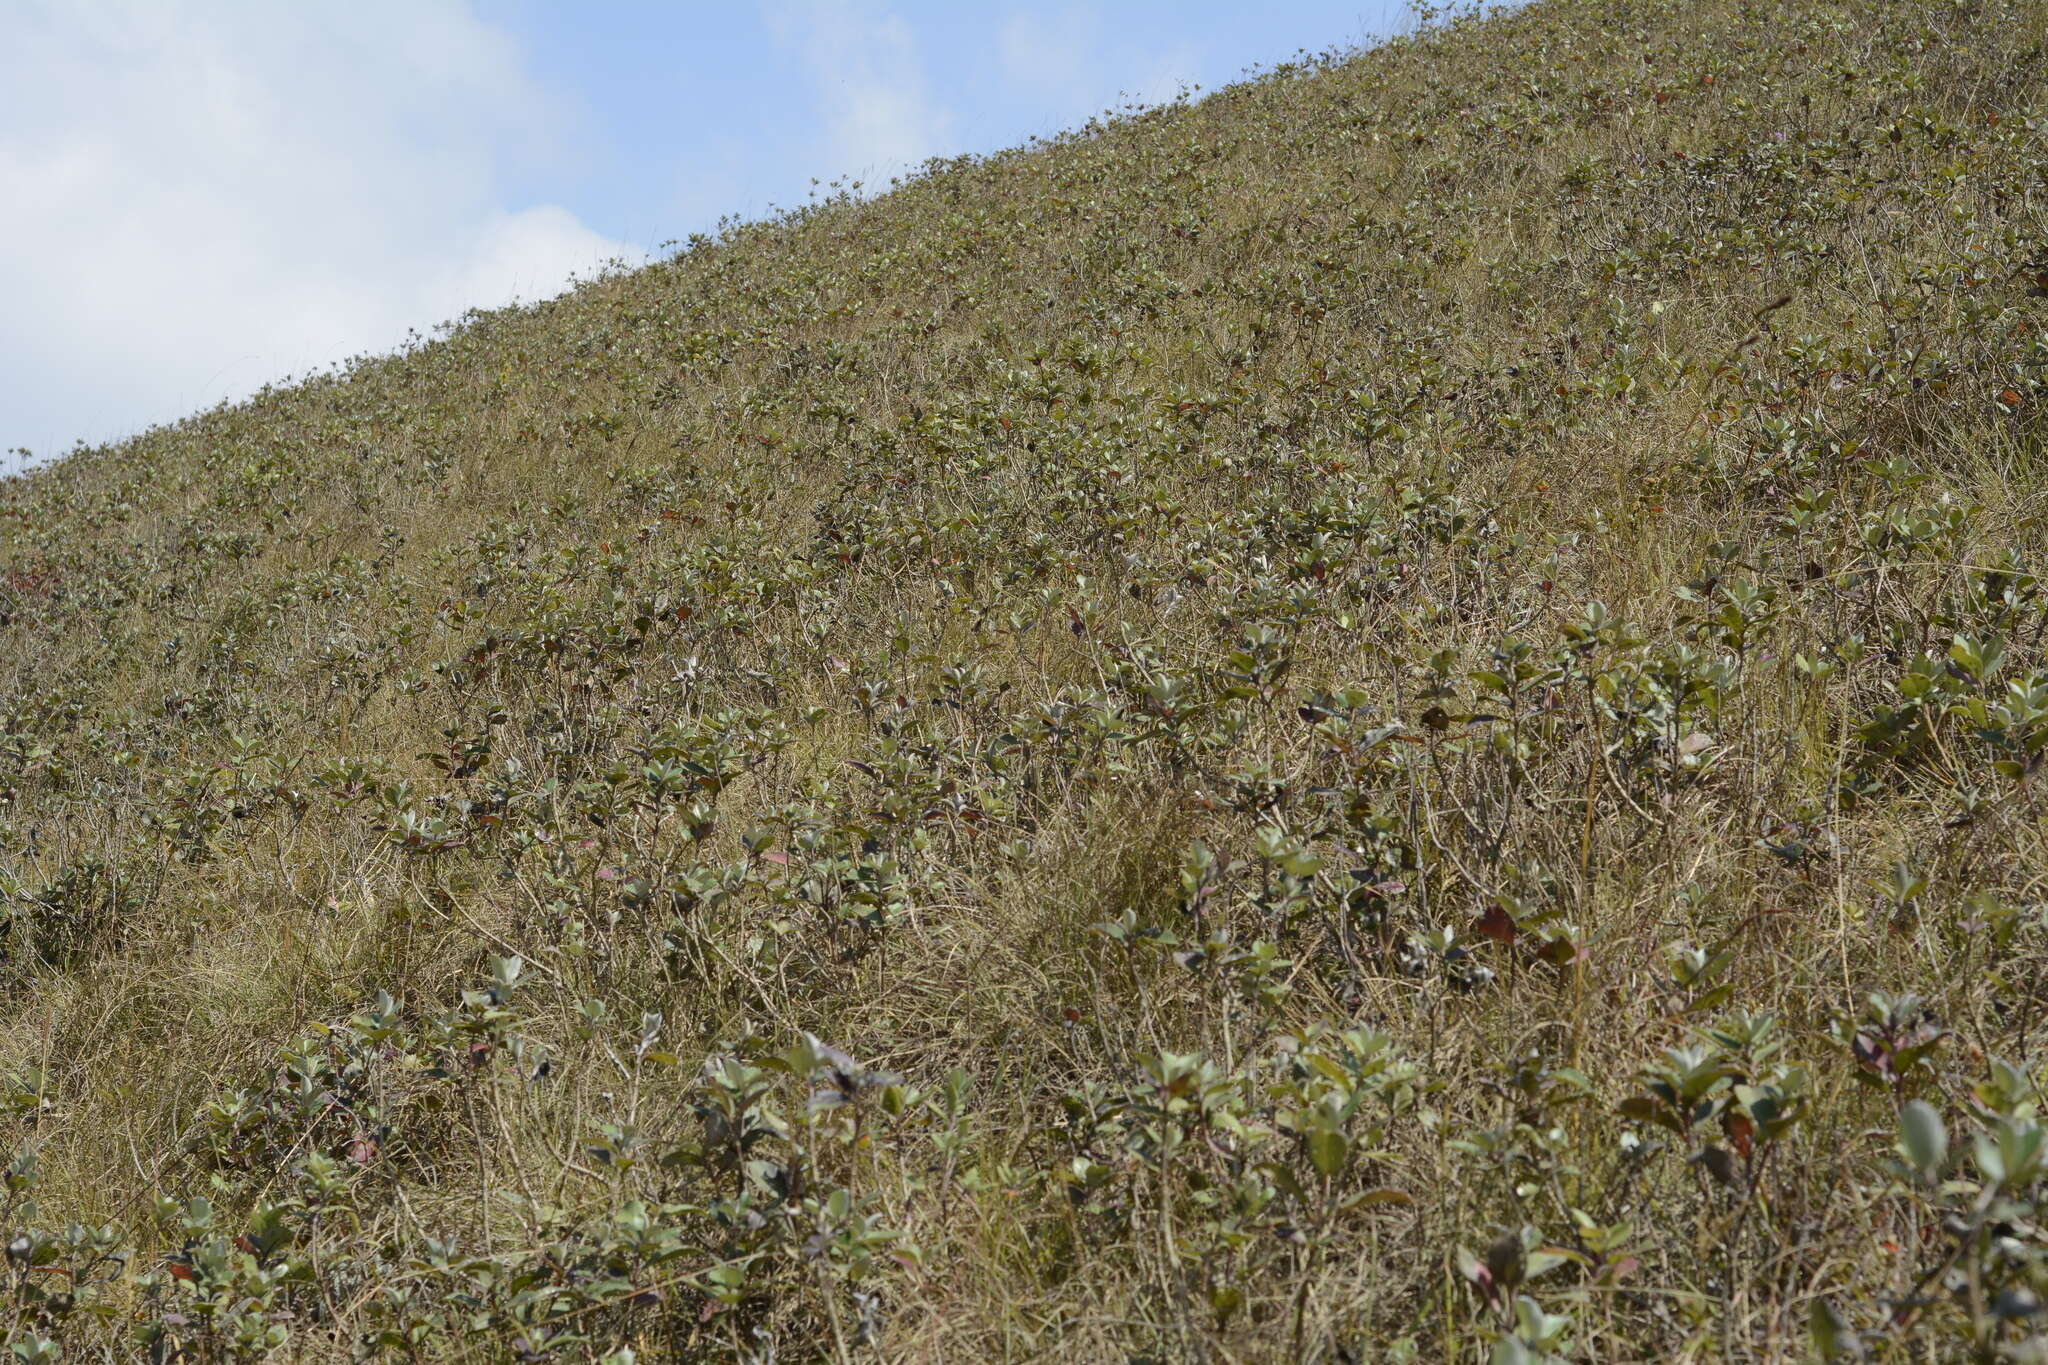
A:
0;2;1404;470
487;2;1405;250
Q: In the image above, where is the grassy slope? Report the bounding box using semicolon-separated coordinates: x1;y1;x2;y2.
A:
3;0;2048;1357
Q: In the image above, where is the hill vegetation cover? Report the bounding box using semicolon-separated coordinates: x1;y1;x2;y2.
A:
4;0;2048;1358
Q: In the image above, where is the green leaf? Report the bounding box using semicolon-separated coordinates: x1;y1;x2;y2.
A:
701;1261;748;1305
1342;1187;1415;1212
1898;1100;1946;1176
1259;1161;1308;1202
1523;1247;1583;1280
1809;1297;1853;1359
1277;848;1324;879
1490;1338;1532;1365
1306;1127;1350;1179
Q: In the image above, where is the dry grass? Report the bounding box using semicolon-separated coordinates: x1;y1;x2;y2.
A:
2;0;2048;1358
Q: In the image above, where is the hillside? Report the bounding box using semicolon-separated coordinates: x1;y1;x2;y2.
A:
4;0;2048;1358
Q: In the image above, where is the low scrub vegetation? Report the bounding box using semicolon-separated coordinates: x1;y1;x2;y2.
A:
4;0;2048;1357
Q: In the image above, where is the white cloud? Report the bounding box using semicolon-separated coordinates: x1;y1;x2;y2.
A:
440;206;634;320
0;0;642;470
998;5;1103;103
998;6;1201;124
763;1;953;184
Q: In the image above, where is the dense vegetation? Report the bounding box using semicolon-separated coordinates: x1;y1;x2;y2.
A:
3;0;2047;1357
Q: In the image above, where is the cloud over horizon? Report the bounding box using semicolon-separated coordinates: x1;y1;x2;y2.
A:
0;1;642;470
763;0;955;186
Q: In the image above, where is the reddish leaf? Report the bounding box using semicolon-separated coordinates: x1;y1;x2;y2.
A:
1474;903;1518;945
1724;1111;1755;1158
1600;1255;1639;1284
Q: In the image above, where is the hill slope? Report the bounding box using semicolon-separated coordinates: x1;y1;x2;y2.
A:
4;0;2048;1357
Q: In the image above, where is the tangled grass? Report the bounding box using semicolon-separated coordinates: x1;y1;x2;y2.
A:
3;0;2048;1358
